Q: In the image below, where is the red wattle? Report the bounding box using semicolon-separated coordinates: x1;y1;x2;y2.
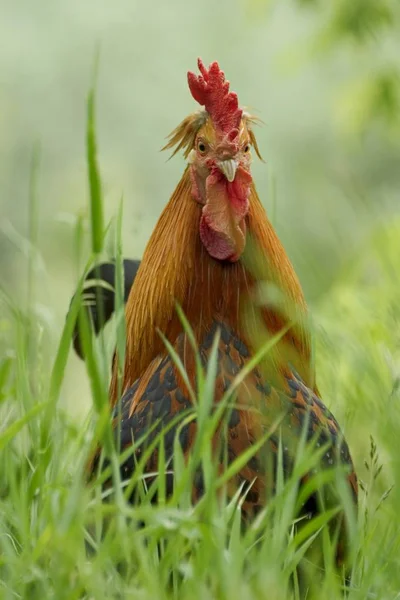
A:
199;213;241;261
198;166;251;262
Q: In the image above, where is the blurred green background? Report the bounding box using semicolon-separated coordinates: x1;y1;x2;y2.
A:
1;0;399;424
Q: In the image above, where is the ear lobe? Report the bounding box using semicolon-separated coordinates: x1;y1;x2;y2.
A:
187;149;196;164
162;111;207;158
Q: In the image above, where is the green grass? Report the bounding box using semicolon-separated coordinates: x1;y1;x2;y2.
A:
0;93;399;600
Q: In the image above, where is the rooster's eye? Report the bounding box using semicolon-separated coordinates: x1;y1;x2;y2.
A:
197;141;207;154
243;144;250;153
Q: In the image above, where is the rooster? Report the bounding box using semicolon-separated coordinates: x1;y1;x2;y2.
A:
83;59;357;568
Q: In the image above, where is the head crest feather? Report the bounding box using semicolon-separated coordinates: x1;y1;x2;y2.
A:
187;59;242;136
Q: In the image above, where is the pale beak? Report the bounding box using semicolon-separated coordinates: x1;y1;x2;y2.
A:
218;159;238;183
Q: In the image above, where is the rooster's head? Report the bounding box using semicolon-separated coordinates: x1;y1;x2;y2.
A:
164;59;262;262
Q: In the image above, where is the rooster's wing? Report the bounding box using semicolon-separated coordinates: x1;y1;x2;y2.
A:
95;321;357;517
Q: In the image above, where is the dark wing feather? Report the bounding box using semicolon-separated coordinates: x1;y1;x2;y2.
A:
96;320;357;521
93;353;195;499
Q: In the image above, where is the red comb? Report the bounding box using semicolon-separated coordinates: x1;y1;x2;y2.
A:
187;59;243;136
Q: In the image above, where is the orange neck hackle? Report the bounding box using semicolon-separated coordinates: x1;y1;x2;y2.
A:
110;167;313;405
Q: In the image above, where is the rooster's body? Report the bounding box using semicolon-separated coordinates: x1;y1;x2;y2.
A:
86;60;356;565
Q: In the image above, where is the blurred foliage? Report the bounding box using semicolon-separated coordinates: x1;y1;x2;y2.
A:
338;67;400;135
316;219;400;465
312;0;400;133
252;0;400;133
317;0;396;43
292;0;398;42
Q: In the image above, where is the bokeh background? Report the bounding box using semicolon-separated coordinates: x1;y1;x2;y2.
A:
1;0;399;437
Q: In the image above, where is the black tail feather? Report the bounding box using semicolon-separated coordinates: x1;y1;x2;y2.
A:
70;259;140;359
